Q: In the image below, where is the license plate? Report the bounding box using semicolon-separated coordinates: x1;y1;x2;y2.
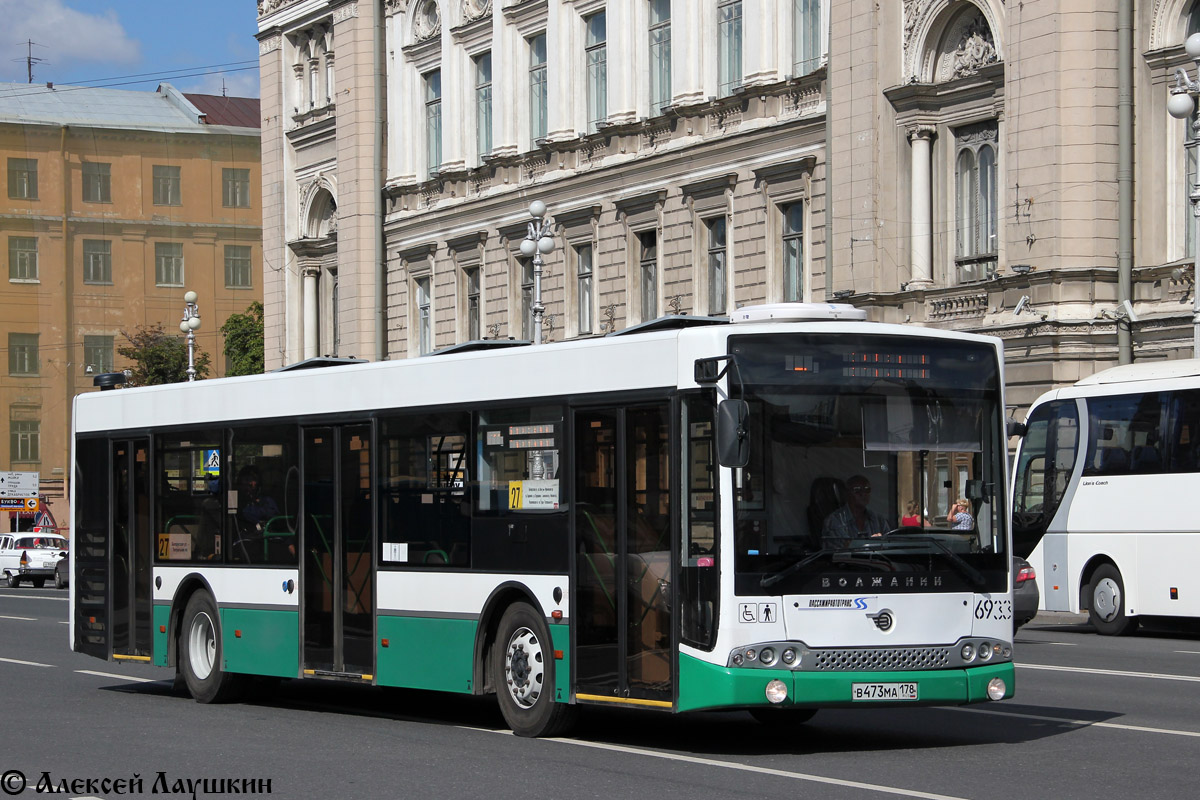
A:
851;682;918;701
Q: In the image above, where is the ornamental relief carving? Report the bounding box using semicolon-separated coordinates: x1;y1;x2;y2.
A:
414;0;442;42
944;15;998;81
904;1;1003;83
462;0;492;23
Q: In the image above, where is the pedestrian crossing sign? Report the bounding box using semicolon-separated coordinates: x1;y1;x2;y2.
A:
203;449;220;475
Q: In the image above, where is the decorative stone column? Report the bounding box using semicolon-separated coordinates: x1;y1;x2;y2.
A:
302;265;321;359
908;125;936;290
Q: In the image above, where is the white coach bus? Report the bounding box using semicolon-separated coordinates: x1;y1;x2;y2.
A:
71;303;1015;736
1012;359;1200;634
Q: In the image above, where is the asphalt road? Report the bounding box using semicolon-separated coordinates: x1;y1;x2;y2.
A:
2;590;1199;800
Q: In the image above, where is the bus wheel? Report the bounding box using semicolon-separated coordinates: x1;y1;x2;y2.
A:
1089;564;1138;636
749;707;818;727
493;602;576;738
179;592;246;703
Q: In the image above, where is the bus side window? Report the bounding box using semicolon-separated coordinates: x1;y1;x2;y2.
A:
1167;390;1200;472
379;412;471;568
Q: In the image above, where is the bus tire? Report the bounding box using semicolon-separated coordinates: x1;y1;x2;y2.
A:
749;707;818;726
179;591;246;703
1089;564;1138;636
493;602;576;738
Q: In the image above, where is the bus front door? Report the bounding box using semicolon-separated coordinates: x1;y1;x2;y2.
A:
574;405;673;706
112;438;152;661
301;425;374;679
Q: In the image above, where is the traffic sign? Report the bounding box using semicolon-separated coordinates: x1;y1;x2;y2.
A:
0;497;39;511
0;471;39;499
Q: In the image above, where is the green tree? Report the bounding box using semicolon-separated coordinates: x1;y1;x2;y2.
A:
220;301;265;376
117;324;211;386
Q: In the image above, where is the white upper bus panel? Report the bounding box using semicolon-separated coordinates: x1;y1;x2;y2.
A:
1075;358;1200;386
731;303;868;323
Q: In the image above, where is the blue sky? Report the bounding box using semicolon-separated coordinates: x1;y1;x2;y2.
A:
0;0;261;97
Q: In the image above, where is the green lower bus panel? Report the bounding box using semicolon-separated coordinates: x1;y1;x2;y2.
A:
153;604;171;667
678;653;1015;712
549;623;570;702
219;608;300;678
376;616;477;693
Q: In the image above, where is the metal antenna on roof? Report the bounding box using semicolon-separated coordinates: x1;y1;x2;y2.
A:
222;78;227;97
12;40;46;83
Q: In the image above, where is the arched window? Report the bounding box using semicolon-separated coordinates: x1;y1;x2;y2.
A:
954;123;998;283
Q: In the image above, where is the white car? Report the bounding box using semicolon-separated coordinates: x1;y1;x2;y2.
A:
0;533;68;588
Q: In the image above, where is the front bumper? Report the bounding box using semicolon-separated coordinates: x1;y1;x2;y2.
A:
678;652;1014;712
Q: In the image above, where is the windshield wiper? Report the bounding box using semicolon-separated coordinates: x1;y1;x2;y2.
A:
760;548;841;589
882;536;986;588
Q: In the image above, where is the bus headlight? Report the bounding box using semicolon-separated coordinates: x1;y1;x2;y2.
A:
977;641;993;661
987;677;1007;700
781;648;797;665
960;643;975;662
759;647;777;666
765;679;788;704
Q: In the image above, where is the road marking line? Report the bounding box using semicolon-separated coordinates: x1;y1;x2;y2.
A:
0;615;36;621
75;669;157;683
1173;650;1200;655
959;706;1200;739
1018;662;1200;683
0;593;67;600
466;727;966;800
0;656;54;667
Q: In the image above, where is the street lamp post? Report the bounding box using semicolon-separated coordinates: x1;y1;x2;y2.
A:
180;290;202;381
519;200;556;345
1167;31;1200;357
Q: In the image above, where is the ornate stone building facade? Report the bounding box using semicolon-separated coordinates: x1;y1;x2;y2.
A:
257;0;1200;412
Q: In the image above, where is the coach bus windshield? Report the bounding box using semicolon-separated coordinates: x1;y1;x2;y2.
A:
728;333;1008;595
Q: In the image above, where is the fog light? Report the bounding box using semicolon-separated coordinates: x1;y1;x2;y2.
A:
732;653;744;666
781;648;797;665
978;641;993;661
745;649;758;661
961;643;975;661
1001;646;1012;659
760;647;777;666
765;679;788;704
987;677;1007;701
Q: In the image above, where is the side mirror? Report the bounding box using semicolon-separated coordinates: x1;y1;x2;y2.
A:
717;399;750;467
1006;419;1026;438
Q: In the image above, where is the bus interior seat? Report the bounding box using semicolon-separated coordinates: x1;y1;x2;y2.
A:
807;477;845;546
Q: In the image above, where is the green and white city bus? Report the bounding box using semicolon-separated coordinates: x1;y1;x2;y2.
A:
70;303;1015;736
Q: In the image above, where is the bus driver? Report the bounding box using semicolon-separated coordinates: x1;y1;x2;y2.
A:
822;474;890;548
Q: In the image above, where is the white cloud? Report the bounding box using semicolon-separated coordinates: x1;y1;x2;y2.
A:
1;0;141;82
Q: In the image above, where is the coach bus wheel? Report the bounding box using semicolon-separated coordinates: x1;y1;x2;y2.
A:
749;707;818;727
494;602;576;738
1089;564;1138;636
179;591;246;703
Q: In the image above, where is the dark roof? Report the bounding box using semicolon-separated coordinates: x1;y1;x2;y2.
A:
184;93;260;128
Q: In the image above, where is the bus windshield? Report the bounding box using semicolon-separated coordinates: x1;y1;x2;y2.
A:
728;333;1008;595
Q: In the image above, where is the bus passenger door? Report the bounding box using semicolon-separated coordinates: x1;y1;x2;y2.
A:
574;405;673;706
112;438;152;660
301;424;374;678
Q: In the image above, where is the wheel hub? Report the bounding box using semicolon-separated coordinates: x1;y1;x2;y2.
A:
504;627;543;708
1094;578;1120;622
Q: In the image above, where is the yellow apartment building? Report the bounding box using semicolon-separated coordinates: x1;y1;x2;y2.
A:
1;82;262;533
